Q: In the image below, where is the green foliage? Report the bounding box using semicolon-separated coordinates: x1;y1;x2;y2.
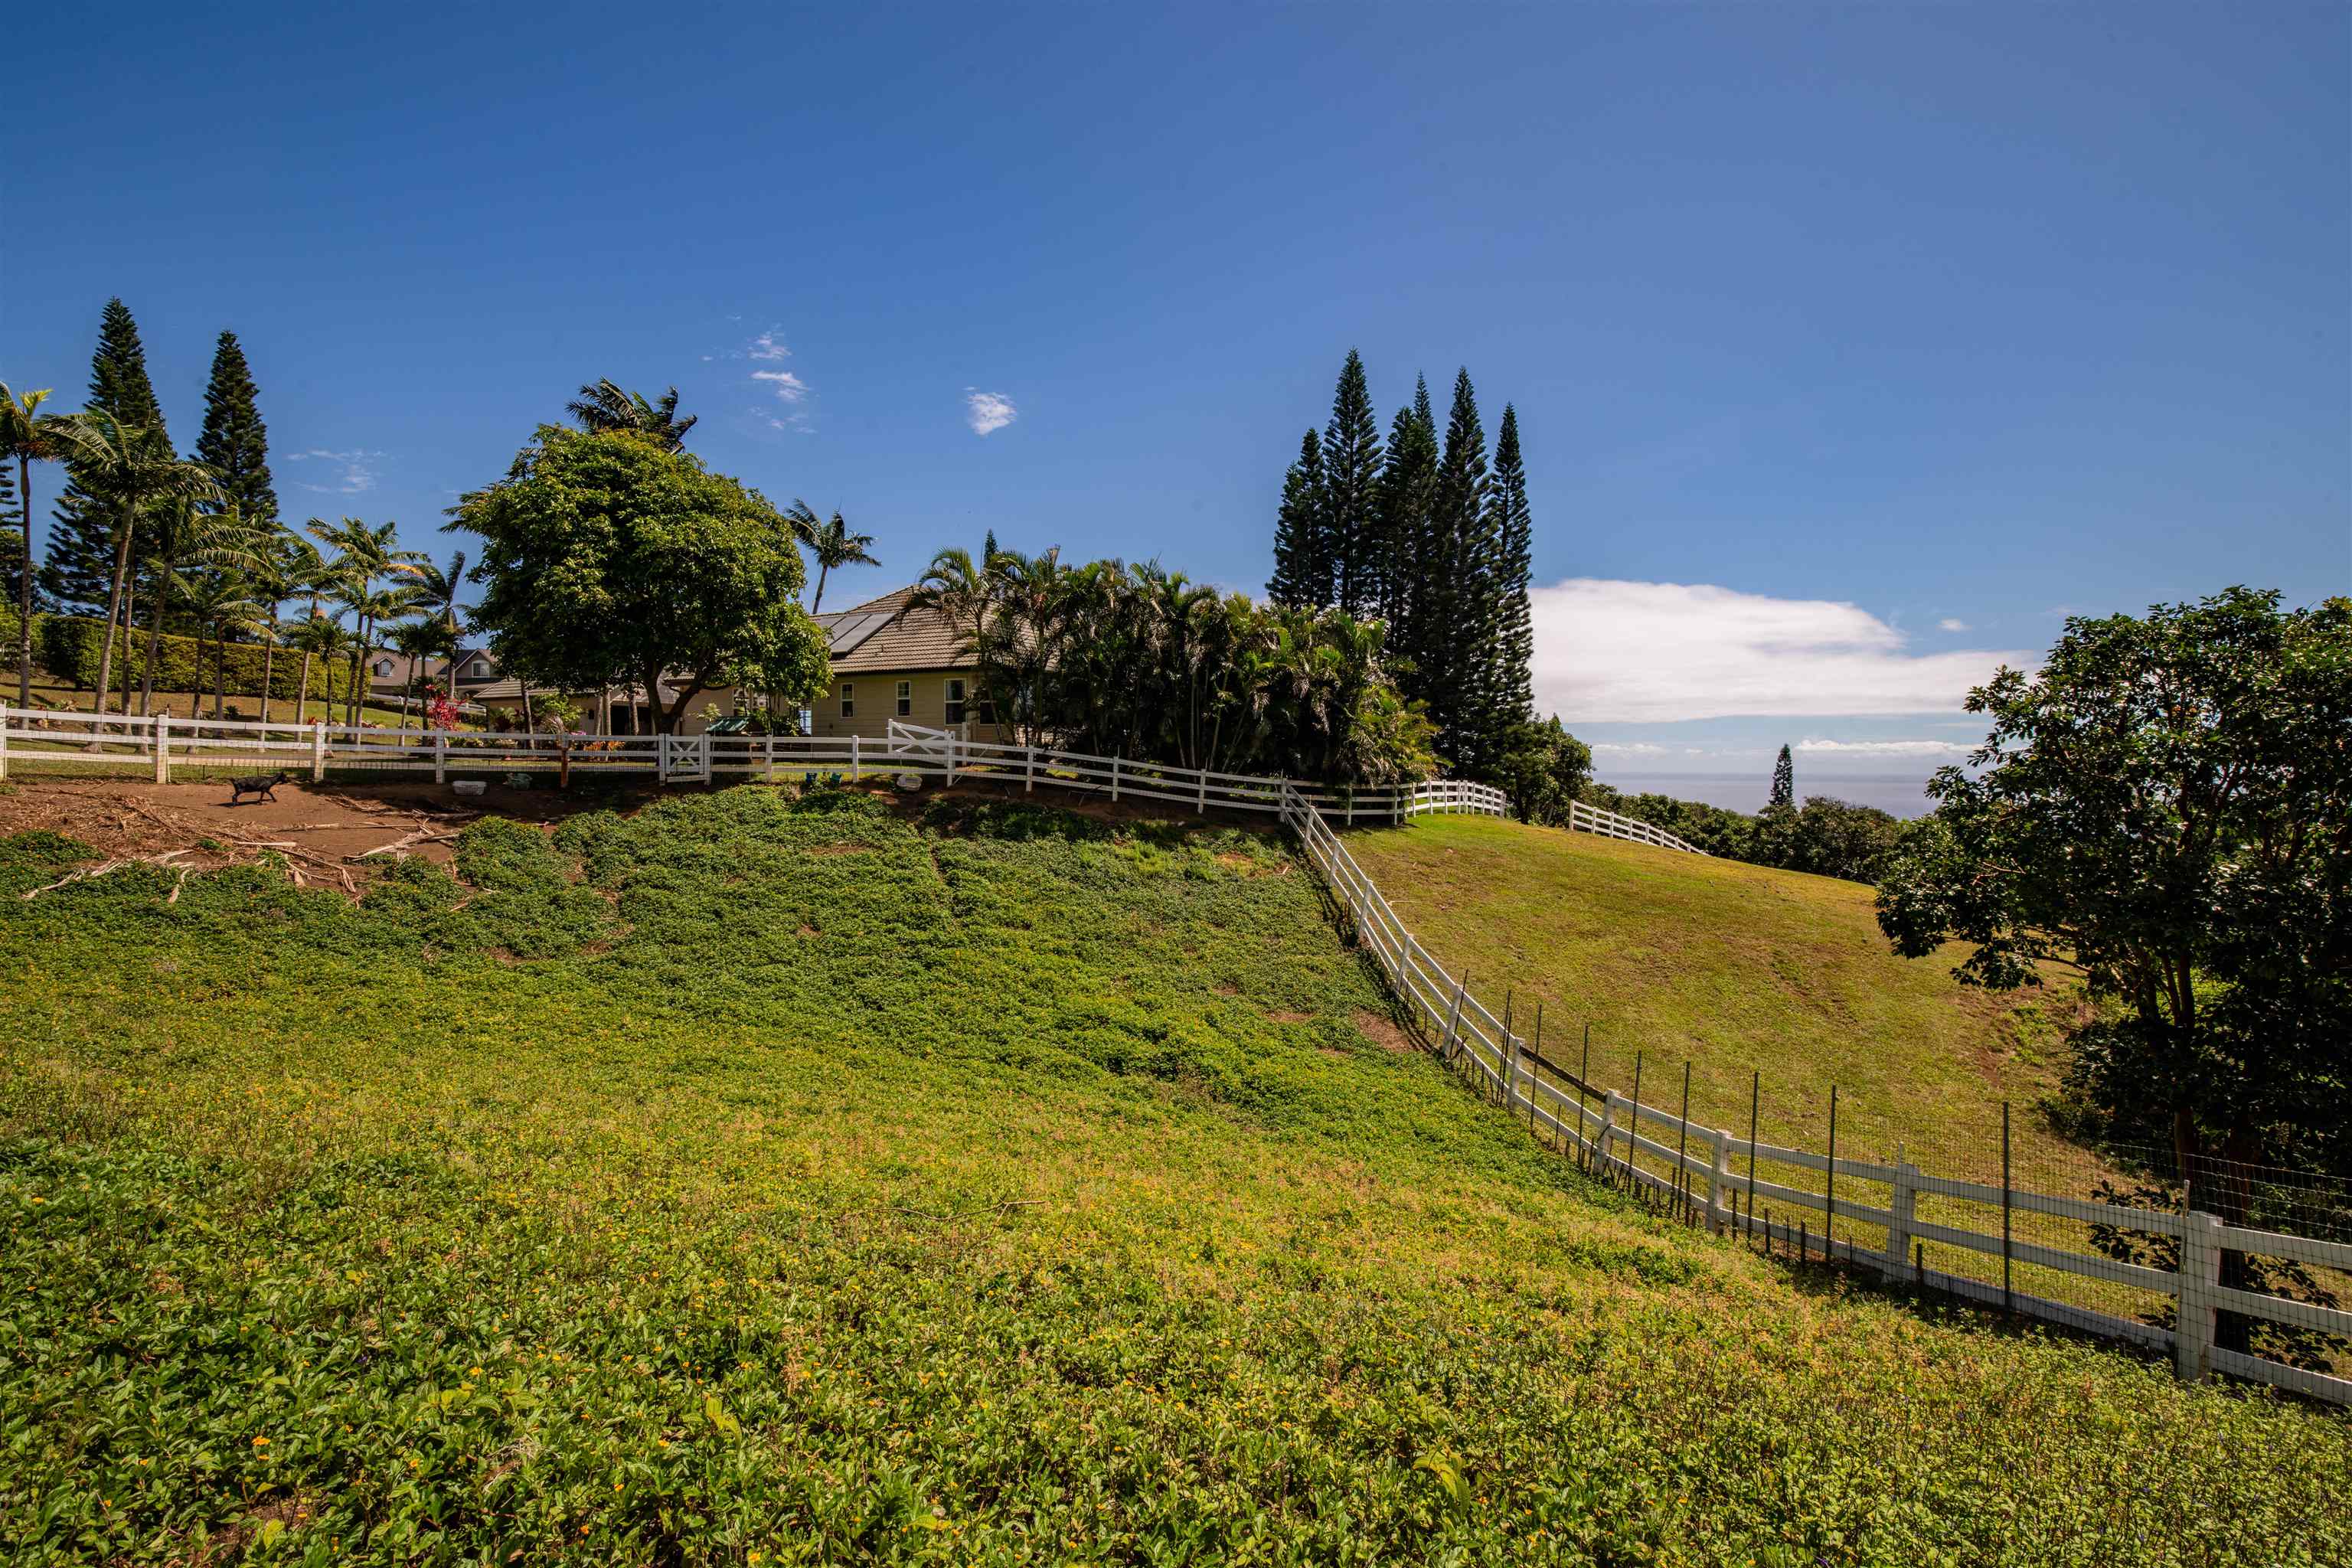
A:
33;613;352;702
456;427;829;733
44;299;170;617
0;799;2342;1563
1266;426;1327;609
967;553;1436;786
1877;586;2352;1184
192;331;276;530
1771;743;1795;810
1495;716;1592;826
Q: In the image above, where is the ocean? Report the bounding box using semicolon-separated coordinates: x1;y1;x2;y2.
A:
1593;771;1941;819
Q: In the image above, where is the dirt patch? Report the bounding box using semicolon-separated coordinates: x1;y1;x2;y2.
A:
797;924;820;938
1211;982;1240;997
1266;1009;1313;1024
1353;1009;1416;1054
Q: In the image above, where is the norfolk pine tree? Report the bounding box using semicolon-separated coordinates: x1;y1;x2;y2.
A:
194;332;278;531
1486;403;1535;733
45;300;172;617
1321;350;1383;617
1267;428;1328;609
1771;744;1795;809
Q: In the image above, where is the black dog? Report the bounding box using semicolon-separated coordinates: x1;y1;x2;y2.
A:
227;769;293;805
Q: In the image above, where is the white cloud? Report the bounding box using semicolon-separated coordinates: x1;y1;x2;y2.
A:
289;449;382;495
1530;578;2033;723
746;330;791;361
1795;736;1976;757
753;370;810;403
965;390;1017;436
1937;617;1970;632
1591;741;1670;756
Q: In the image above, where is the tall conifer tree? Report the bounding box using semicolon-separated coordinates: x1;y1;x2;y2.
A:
1267;428;1328;608
1321;350;1383;617
1374;382;1440;687
1485;403;1535;732
194;331;276;529
1428;368;1494;768
44;299;172;615
1770;744;1795;809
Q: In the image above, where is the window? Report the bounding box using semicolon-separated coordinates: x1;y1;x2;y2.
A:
895;680;911;717
974;687;997;726
943;678;966;726
373;659;393;678
468;658;490;680
839;681;854;719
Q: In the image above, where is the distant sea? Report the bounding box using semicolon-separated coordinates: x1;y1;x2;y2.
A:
1594;771;1939;820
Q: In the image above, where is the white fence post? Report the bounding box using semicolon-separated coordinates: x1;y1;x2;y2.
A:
1196;766;1207;815
0;701;8;782
1599;1090;1622;1175
433;731;447;785
1110;755;1120;802
1884;1155;1918;1280
2177;1210;2222;1383
945;735;957;787
848;732;858;782
769;730;780;780
1706;1129;1730;1235
658;733;671;784
1025;746;1037;793
310;719;325;782
153;713;170;785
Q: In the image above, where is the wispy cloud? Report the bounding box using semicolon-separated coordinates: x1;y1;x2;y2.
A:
965;390;1017;436
1530;578;2033;723
1796;736;1976;757
289;449;382;495
746;329;791;361
1937;617;1970;632
1592;741;1670;756
753;370;810;403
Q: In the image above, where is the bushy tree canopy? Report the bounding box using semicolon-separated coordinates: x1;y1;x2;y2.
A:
452;427;829;733
1874;587;2350;1181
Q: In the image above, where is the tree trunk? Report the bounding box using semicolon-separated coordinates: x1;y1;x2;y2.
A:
812;561;829;611
214;626;226;719
117;580;139;716
189;626;204;720
141;573;169;717
15;456;34;708
93;501;137;714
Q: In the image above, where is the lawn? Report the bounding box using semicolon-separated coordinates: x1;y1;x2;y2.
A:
15;668;458;730
1344;813;2088;1181
0;789;2341;1565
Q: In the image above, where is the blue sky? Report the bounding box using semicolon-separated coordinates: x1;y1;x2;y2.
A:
8;4;2347;809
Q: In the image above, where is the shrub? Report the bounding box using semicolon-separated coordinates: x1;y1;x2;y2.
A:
34;615;354;702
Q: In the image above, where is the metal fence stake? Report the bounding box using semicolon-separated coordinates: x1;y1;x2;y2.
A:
1824;1085;1838;1256
2001;1100;2014;1316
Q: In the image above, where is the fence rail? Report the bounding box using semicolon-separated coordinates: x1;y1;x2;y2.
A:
0;704;1508;827
1274;781;2350;1406
1566;798;1705;854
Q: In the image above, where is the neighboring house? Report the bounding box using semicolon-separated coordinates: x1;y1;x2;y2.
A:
365;651;447;701
806;587;1014;743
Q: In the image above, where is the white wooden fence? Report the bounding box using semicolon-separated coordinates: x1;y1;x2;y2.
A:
1276;780;2351;1406
0;704;1507;826
1566;798;1705;855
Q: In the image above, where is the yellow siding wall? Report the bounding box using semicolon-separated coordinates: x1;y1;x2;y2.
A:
807;671;1013;743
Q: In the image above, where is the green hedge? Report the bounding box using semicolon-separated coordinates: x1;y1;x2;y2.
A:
34;616;355;702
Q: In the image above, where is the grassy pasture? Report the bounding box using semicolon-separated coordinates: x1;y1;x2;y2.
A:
0;789;2342;1565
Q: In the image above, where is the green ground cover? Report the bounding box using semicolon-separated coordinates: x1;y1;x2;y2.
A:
0;790;2341;1565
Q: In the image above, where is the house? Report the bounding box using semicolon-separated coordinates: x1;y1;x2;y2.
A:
365;651;447;701
806;587;1015;743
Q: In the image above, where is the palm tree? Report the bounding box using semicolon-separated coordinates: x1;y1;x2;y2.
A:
289;613;354;724
274;532;339;722
136;501;267;715
407;548;467;641
0;384;101;705
332;583;417;727
566;380;697;449
901;546;991;658
388;616;452;718
307;517;423;725
74;413;221;714
786;502;879;611
164;570;263;719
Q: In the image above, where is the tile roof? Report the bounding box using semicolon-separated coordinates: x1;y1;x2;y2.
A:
815;586;978;675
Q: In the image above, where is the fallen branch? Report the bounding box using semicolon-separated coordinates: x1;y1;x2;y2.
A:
351;827;461;861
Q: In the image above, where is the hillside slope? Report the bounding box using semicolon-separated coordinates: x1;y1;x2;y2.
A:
0;789;2341;1564
1346;813;2080;1174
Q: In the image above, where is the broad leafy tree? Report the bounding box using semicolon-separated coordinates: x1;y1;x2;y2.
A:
1495;717;1592;827
1877;588;2351;1192
452;426;829;733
